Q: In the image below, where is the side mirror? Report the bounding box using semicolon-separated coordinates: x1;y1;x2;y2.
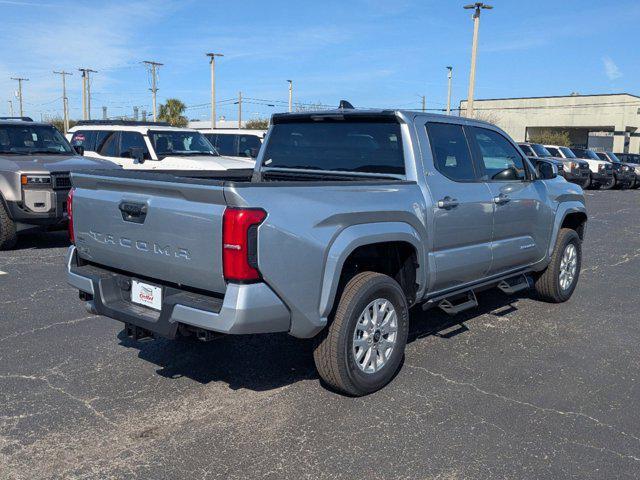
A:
536;160;558;180
129;147;146;164
73;145;85;156
491;166;520;181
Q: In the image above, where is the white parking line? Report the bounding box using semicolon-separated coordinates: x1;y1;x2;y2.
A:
0;271;7;276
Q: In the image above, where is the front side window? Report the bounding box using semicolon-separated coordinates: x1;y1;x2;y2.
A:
262;120;405;175
149;130;217;158
237;134;261;157
98;132;118;157
545;146;561;157
0;124;73;154
426;123;476;181
119;131;150;159
471;127;526;181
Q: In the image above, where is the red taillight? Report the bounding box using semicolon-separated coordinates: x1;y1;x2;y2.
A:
222;208;267;282
67;187;75;244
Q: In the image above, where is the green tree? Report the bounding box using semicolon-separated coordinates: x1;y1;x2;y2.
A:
529;130;571;146
245;118;269;130
158;98;188;127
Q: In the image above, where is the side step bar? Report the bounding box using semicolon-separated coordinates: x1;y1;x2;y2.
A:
497;274;532;295
438;291;478;316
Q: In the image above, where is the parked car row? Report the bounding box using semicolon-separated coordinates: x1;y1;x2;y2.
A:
518;142;640;190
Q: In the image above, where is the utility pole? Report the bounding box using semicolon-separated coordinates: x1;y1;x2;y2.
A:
206;53;223;129
287;80;293;112
143;61;163;121
78;68;97;120
446;66;453;115
102;106;107;119
133;106;139;120
421;95;426;112
238;91;243;128
8;100;14;117
53;70;72;132
10;77;28;117
463;2;492;117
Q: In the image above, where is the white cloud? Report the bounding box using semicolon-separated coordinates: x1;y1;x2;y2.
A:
602;56;622;80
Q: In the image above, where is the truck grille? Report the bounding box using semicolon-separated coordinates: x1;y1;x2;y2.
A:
604;164;613;172
51;172;71;190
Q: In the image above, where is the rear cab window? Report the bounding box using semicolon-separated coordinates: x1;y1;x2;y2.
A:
262;118;405;175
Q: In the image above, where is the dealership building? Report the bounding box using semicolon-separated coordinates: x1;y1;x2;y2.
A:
459;93;640;153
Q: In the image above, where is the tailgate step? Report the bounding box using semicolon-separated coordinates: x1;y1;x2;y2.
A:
125;323;154;341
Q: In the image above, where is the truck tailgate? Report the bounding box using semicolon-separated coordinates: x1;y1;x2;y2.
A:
71;172;227;294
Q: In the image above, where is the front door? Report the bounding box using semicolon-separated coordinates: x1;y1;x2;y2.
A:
467;126;554;274
420;121;494;292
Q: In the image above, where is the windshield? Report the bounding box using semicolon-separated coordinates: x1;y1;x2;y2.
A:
148;130;218;157
262;120;405;175
606;152;621;163
559;147;577;158
571;148;601;160
531;144;552;157
0;124;73;155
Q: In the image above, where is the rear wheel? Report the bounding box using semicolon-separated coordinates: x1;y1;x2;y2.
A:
313;272;409;396
534;228;581;303
0;201;17;250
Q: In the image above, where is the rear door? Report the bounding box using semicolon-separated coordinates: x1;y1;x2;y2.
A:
468;126;554;273
420;121;494;292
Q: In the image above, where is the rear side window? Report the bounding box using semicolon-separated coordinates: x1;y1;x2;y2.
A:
426;123;476;181
71;130;93;149
262;121;405;175
119;131;150;159
471;127;526;181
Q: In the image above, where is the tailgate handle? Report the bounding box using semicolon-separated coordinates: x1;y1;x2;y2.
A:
119;201;148;224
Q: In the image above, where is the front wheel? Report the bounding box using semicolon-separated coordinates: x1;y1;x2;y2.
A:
601;175;616;190
581;175;591;189
0;201;17;250
313;272;409;396
534;228;581;303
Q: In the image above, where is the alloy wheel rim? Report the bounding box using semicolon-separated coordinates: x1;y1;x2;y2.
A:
352;298;398;374
559;243;578;290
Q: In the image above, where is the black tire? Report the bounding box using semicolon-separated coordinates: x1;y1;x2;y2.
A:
581;175;591;189
0;200;17;250
313;272;409;396
601;175;616;190
534;228;581;303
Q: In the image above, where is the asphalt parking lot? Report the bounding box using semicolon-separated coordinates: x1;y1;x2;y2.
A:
1;190;639;480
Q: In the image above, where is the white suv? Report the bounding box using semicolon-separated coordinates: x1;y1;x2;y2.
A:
68;121;255;171
544;144;613;189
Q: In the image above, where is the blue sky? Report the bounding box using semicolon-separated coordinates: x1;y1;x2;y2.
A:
1;0;639;121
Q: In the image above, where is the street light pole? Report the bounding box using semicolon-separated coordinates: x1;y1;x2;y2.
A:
206;53;223;129
463;2;492;117
446;66;453;115
287;80;293;112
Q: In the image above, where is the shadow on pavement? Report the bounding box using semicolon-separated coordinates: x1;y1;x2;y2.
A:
14;229;70;251
118;288;528;392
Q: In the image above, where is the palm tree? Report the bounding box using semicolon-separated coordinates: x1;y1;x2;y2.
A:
158;98;188;127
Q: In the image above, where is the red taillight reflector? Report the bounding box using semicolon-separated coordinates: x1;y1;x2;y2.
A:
222;208;267;282
67;187;75;244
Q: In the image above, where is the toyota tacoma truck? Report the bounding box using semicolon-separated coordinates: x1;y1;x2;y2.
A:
66;109;587;396
0;118;117;249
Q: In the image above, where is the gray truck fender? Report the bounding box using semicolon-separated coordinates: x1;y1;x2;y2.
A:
547;202;587;257
318;222;425;319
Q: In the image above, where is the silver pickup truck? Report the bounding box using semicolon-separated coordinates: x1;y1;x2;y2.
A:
66;109;587;396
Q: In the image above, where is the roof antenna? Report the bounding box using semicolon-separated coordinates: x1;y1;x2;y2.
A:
338;100;354;109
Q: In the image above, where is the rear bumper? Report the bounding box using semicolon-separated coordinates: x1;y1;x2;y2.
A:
66;246;290;339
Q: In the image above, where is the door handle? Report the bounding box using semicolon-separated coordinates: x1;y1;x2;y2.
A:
493;193;510;205
437;196;459;209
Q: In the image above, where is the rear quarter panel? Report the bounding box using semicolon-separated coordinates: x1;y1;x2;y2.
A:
225;182;428;338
